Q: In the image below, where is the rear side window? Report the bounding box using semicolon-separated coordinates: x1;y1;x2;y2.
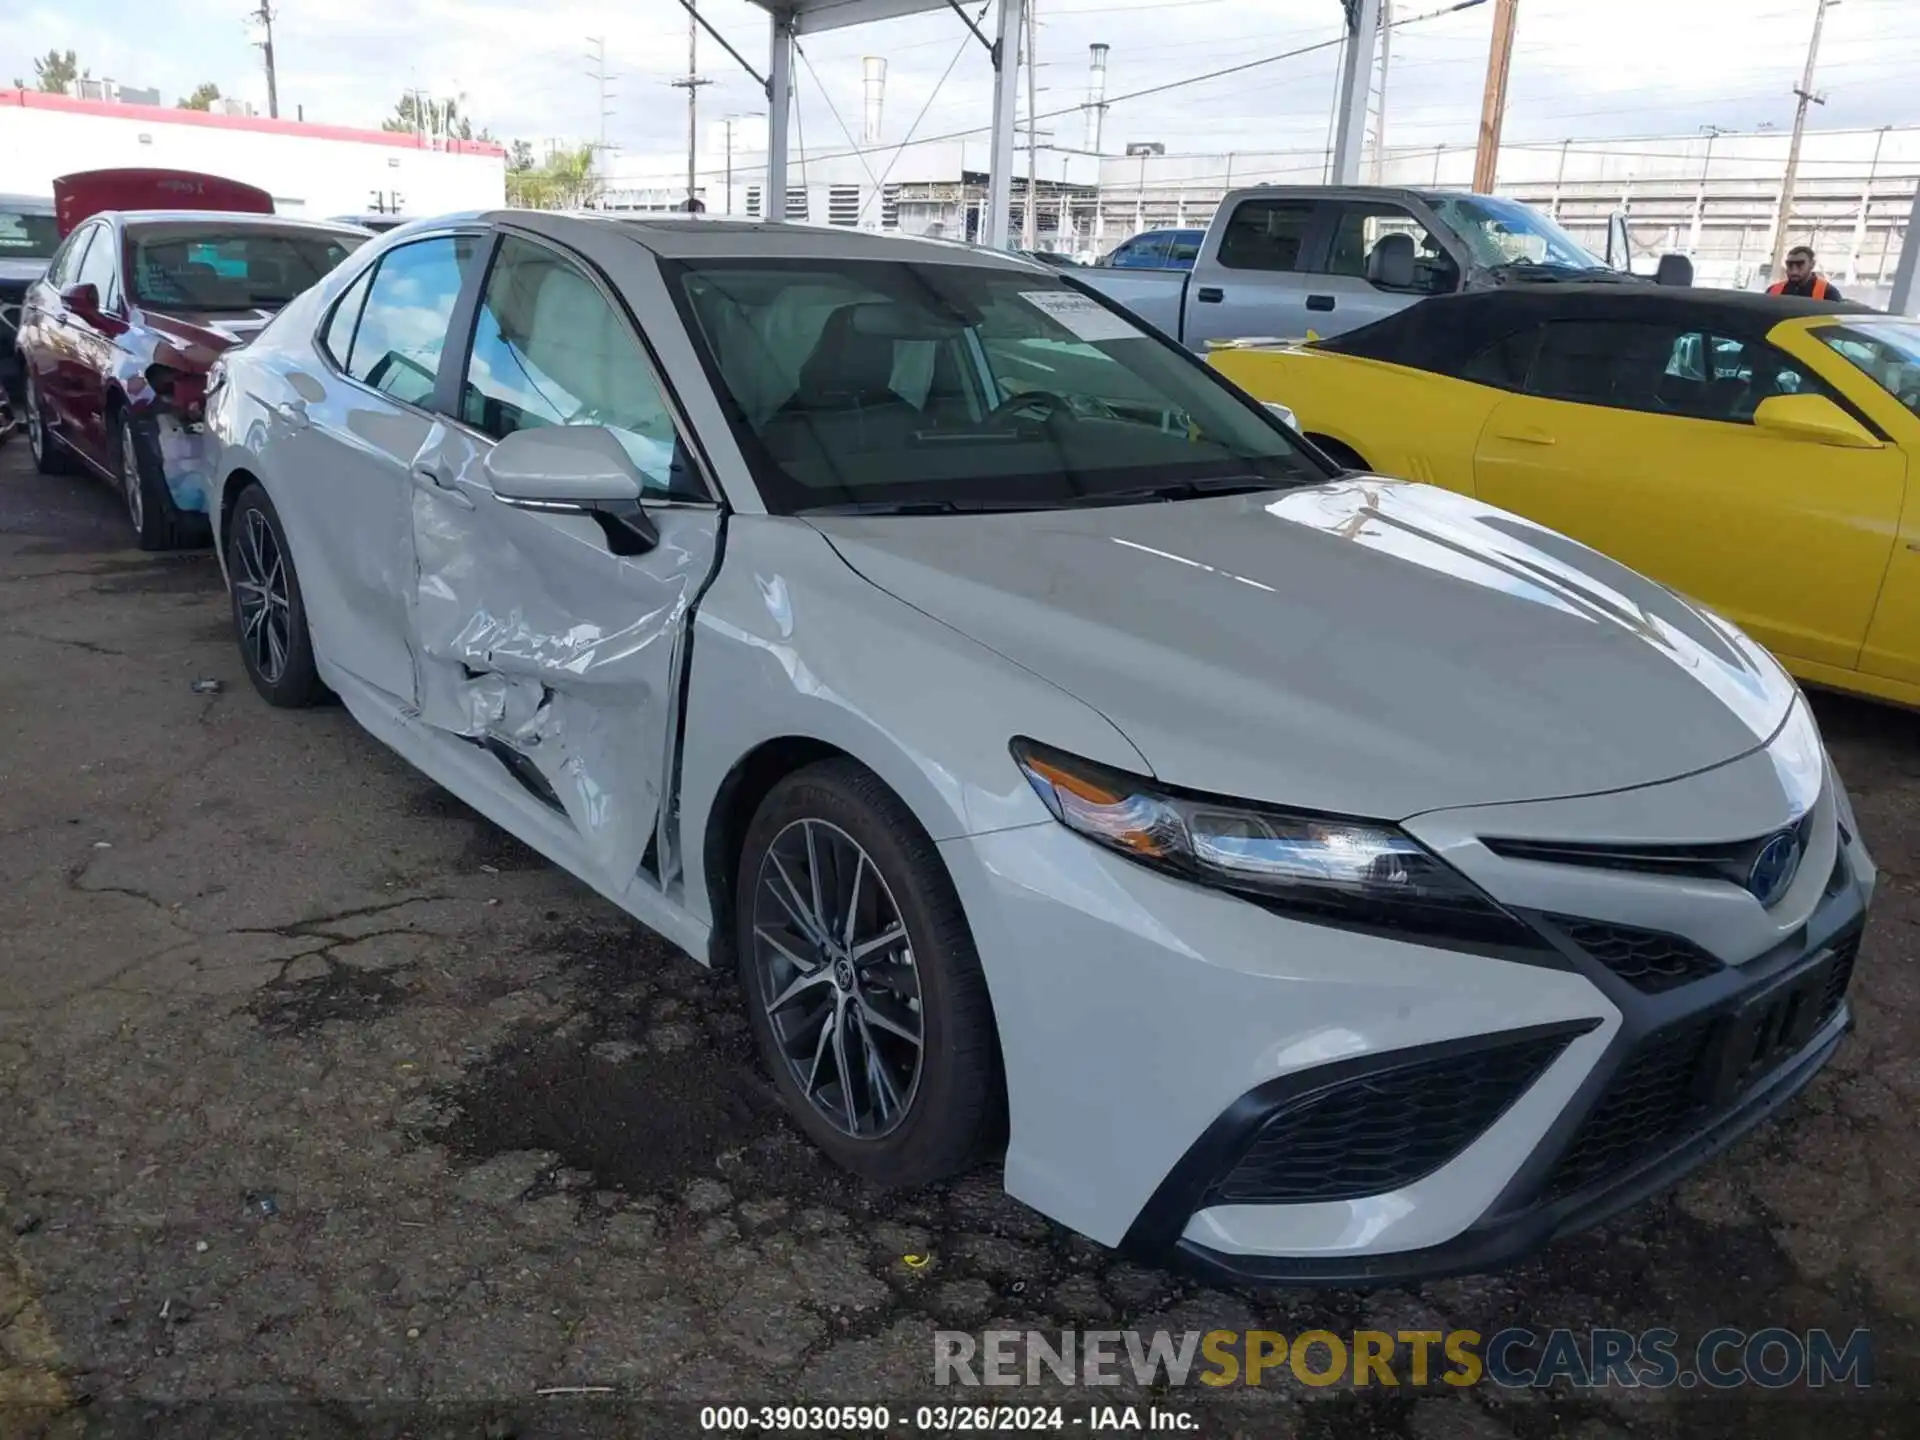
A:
342;234;477;406
1216;200;1316;273
459;236;703;500
46;227;94;290
319;265;375;370
1460;327;1542;390
1529;319;1832;422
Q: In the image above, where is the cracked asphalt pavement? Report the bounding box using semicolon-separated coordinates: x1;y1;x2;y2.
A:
1;440;1916;1439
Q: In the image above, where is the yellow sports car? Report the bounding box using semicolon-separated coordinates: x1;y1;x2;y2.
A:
1211;288;1920;709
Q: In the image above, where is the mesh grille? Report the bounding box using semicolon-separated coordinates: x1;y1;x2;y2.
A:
1543;1019;1716;1201
1209;1033;1573;1205
1819;931;1861;1025
1548;915;1722;994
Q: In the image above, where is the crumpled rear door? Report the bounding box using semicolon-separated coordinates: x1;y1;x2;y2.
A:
406;419;719;893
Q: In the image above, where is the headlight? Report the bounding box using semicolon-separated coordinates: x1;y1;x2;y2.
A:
1011;739;1546;953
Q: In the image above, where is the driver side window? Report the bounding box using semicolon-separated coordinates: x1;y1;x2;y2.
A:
461;235;702;500
1323;204;1451;292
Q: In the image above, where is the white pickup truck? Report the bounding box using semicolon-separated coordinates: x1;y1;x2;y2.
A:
1077;184;1685;351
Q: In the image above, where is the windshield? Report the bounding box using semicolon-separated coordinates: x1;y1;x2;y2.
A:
1814;320;1920;420
1431;195;1606;272
129;224;362;310
0;208;60;261
665;258;1325;514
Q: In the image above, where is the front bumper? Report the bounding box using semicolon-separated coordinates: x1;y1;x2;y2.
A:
941;704;1871;1284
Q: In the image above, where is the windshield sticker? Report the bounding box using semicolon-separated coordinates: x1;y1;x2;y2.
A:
1021;291;1143;343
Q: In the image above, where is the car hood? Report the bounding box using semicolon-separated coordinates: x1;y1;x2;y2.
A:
811;478;1798;820
137;307;278;367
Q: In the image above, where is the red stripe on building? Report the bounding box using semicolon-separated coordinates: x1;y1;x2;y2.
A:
1;87;506;158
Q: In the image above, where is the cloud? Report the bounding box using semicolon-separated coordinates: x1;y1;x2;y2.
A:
6;0;1914;173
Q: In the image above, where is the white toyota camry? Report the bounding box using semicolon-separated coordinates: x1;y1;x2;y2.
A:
205;211;1874;1284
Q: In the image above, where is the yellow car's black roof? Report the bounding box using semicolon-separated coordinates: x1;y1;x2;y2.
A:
1313;284;1875;377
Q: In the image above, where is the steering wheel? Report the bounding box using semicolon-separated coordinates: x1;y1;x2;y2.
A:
999;389;1079;425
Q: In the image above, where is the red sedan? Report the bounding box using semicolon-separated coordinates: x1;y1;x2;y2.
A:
16;169;368;548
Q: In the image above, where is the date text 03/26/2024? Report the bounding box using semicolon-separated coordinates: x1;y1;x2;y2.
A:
699;1407;1193;1432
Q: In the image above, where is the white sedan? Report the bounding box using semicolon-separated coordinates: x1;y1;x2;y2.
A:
205;212;1873;1285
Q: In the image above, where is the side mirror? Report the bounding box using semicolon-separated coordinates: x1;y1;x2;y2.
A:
1655;253;1694;287
1752;394;1879;450
1606;212;1631;271
1365;233;1417;290
60;281;100;317
483;425;659;554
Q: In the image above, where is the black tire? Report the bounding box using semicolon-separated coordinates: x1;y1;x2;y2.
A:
1305;433;1369;473
227;483;327;708
110;406;198;551
23;373;72;476
735;759;1005;1187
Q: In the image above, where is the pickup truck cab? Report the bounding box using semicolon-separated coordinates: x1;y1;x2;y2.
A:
1080;185;1668;351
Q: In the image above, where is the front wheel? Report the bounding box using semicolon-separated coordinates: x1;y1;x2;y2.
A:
735;760;1005;1187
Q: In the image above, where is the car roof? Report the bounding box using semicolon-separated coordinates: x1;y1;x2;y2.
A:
109;211;371;237
1313;283;1878;373
489;210;1051;271
0;194;56;213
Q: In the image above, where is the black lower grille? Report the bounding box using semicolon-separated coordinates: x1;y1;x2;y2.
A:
1548;915;1722;994
1543;1018;1716;1200
1209;1032;1575;1205
1819;931;1861;1024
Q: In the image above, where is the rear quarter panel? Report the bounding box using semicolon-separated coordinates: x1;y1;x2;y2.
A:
1210;347;1497;496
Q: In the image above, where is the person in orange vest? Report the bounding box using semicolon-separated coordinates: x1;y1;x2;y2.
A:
1770;245;1842;301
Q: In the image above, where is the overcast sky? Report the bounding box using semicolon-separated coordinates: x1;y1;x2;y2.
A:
6;0;1917;179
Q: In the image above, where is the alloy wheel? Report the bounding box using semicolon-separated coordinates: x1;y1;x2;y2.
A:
120;421;144;532
25;381;44;465
232;507;292;684
750;818;924;1138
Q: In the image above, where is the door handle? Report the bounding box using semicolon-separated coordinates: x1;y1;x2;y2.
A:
1494;425;1556;446
411;464;474;508
1306;294;1336;311
1196;286;1224;304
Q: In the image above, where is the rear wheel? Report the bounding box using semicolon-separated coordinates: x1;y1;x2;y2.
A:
23;374;71;476
111;407;194;551
735;760;1004;1188
228;483;326;708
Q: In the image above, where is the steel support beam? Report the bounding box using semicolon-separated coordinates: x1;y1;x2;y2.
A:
984;0;1024;248
1890;183;1920;316
766;11;794;220
1330;0;1380;185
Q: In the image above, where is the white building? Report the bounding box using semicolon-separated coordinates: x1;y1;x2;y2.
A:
598;116;1103;252
0;87;505;221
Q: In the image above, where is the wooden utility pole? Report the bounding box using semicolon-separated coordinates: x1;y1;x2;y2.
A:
252;1;280;120
1768;0;1832;279
1471;0;1517;193
671;9;711;208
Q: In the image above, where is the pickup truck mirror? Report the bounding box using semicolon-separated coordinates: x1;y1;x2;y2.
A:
1365;234;1417;290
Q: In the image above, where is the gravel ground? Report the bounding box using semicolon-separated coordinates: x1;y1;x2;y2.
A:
1;440;1915;1438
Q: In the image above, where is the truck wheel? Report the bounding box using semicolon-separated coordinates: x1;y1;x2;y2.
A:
735;759;1005;1188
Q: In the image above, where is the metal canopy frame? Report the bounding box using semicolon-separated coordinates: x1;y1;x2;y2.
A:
706;1;1380;244
724;0;1024;244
